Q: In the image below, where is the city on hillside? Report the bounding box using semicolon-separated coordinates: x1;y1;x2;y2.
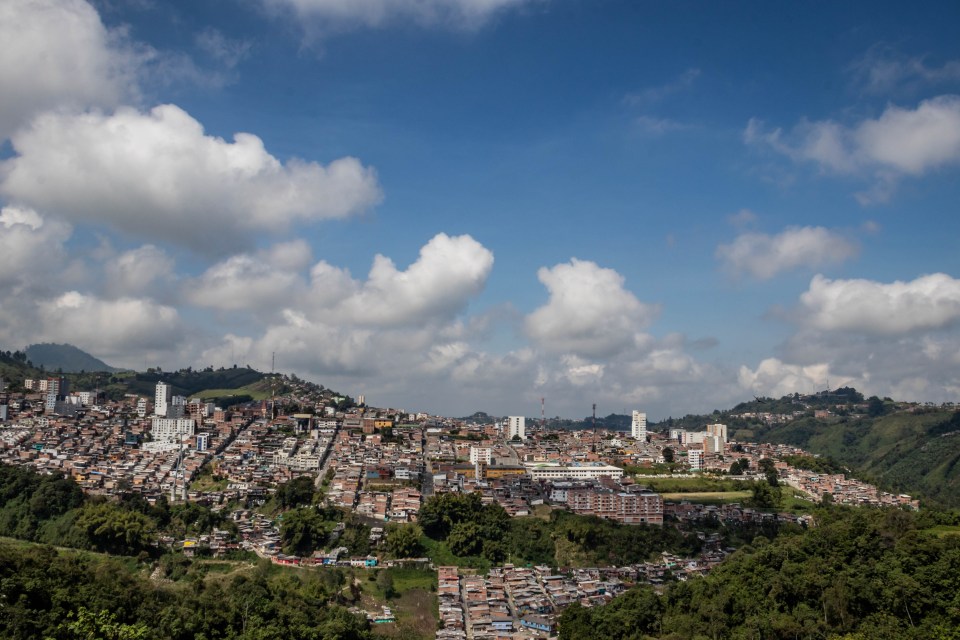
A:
0;369;928;639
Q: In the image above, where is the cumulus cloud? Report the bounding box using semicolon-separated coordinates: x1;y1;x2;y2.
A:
185;244;309;312
103;244;176;298
798;273;960;334
0;0;139;140
525;259;659;358
36;291;181;357
0;206;73;292
320;233;495;327
716;226;858;279
738;358;835;398
744;96;960;200
1;104;382;253
261;0;540;31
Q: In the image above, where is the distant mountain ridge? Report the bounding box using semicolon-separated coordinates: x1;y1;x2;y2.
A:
24;343;120;373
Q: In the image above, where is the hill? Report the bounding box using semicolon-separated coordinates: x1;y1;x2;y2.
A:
25;342;119;373
744;404;960;508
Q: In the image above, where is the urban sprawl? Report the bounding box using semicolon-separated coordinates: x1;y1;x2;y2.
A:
0;374;920;638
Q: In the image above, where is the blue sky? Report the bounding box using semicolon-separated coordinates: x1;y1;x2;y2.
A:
2;0;960;419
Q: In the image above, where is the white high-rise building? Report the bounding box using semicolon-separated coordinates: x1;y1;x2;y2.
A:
507;416;525;440
151;417;196;442
470;446;492;465
631;411;647;441
155;382;170;417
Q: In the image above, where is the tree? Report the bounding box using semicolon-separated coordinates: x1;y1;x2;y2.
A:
758;457;780;487
277;475;316;509
59;607;150;640
384;523;423;558
376;569;395;599
280;508;326;556
662;447;675;463
448;521;483;556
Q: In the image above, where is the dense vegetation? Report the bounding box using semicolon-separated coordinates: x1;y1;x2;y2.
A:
416;493;705;570
559;506;960;639
752;409;960;508
0;542;375;640
0;463;237;557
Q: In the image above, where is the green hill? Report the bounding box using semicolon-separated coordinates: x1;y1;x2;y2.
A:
751;408;960;508
25;343;119;373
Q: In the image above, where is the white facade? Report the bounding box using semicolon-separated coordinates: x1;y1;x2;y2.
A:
151;417;195;442
688;449;703;470
470;446;492;465
155;382;170;417
631;410;647;441
196;433;209;451
524;463;624;481
507;416;526;440
136;397;148;418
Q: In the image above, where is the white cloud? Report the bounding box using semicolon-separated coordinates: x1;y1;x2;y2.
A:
799;273;960;334
633;116;688;136
738;357;834;398
195;28;252;69
0;206;73;292
849;45;960;95
1;104;382;252
727;208;758;228
624;68;701;106
103;244;176;298
186;246;308;312
0;0;139;140
36;291;181;357
745;96;960;199
525;259;659;358
327;233;495;327
716;226;858;280
262;0;540;31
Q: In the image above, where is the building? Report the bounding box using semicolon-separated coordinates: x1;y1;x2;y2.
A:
706;423;728;443
566;488;663;525
704;435;724;454
687;449;703;471
469;446;492;465
151;417;196;442
155;382;171;417
631;410;647;441
196;433;209;451
507;416;525;441
524;462;624;481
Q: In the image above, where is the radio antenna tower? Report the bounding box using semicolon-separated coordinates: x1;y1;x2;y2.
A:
541;397;545;429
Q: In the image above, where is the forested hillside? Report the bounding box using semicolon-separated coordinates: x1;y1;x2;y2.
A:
748;408;960;508
559;507;960;639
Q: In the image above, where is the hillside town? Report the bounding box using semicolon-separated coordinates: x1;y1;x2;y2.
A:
0;372;922;637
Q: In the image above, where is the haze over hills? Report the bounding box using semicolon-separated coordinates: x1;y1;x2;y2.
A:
24;343;119;373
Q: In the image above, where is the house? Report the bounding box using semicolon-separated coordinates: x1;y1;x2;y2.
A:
520;615;556;635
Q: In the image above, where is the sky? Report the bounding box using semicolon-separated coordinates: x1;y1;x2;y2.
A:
2;0;960;420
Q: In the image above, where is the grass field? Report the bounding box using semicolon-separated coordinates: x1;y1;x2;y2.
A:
661;491;752;504
192;382;273;401
927;525;960;537
640;476;750;494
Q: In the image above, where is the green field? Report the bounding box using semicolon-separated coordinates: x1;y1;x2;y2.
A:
639;476;750;494
661;491;752;504
192;382;273;401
